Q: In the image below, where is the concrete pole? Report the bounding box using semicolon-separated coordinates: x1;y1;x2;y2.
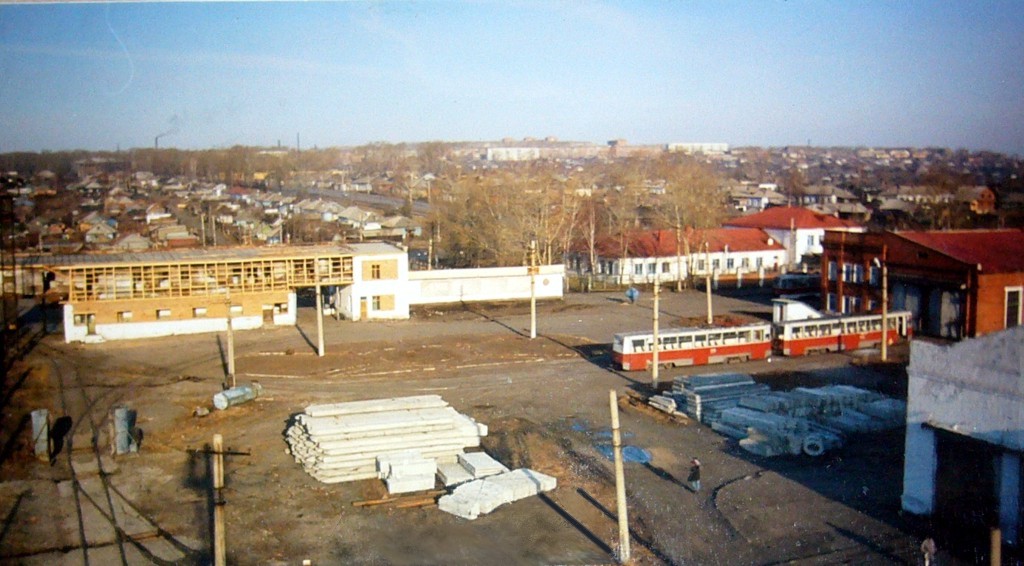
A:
704;244;713;325
213;434;226;566
315;283;325;357
530;240;537;340
881;252;888;362
609;390;630;563
991;527;1001;566
652;278;660;389
225;292;235;389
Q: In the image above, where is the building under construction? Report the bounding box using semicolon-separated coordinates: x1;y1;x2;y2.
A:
21;242;410;343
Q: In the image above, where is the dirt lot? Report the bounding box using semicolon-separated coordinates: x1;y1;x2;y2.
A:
1;289;956;564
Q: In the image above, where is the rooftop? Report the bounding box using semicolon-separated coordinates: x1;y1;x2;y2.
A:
724;206;861;230
896;229;1024;273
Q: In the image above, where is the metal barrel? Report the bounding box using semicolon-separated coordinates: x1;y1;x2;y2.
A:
213;382;263;410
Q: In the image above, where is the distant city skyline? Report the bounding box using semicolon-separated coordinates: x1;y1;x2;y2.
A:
1;1;1022;155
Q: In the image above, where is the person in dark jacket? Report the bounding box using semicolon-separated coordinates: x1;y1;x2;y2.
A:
688;458;701;492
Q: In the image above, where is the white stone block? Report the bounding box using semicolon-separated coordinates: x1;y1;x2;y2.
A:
385;474;436;495
437;462;475;487
458;452;508;478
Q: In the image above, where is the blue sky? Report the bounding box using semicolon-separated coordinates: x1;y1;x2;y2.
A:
1;1;1022;154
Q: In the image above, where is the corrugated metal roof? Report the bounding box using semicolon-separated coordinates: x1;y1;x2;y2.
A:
896;229;1024;273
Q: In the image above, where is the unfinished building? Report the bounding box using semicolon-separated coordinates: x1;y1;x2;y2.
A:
23;242;410;343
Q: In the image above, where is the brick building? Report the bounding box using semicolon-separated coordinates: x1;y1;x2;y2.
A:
822;229;1024;340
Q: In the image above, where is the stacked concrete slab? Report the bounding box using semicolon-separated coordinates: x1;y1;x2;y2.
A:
285;395;486;485
438;469;557;520
671;373;770;424
715;385;906;457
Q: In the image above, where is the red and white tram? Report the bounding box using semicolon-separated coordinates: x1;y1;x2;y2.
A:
612;323;773;371
772;310;912;356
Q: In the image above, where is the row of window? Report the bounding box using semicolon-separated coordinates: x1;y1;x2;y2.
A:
621;256;771;276
827;262;883;286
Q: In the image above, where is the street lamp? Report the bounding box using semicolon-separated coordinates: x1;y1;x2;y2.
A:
872;247;888;362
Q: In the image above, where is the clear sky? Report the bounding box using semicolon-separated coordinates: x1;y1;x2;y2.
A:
1;1;1022;154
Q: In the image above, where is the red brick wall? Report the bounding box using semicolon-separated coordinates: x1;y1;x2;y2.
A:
976;272;1024;336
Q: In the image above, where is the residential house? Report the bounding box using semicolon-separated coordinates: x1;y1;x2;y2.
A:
83;221;117;244
724;206;863;268
569;227;786;286
111;232;153;252
955;185;997;215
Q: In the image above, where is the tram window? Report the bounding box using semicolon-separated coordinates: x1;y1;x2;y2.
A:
792;327;802;338
663;336;677;347
707;333;721;344
679;335;693;344
692;334;705;344
722;332;737;342
632;339;645;351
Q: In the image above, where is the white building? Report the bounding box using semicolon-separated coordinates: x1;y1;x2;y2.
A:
724;206;863;267
902;326;1024;546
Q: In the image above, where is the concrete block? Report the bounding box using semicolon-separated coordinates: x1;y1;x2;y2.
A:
385;474;436;494
458;452;508;478
437;461;475;487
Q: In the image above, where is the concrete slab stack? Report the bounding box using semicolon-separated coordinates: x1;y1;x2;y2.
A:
285;395;486;485
671;373;770;424
377;451;438;494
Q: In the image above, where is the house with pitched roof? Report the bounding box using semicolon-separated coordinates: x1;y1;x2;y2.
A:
568;227;786;286
724;206;863;268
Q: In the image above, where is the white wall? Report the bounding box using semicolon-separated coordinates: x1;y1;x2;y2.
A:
63;304;266;343
902;326;1024;518
407;265;564;305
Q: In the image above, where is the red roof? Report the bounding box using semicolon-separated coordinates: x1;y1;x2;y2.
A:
595;228;783;258
896;229;1024;273
724;206;860;230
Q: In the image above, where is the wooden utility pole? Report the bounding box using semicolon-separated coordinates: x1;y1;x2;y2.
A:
529;240;538;340
652;278;660;389
609;390;631;563
225;290;236;389
212;434;226;566
991;527;1001;566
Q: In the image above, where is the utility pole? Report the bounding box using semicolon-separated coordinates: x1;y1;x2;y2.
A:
704;242;713;325
881;245;888;362
609;390;631;563
212;434;226;566
529;240;538;339
652;277;660;389
315;261;325;357
225;290;235;389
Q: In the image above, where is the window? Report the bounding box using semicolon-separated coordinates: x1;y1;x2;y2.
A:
647;262;656;275
712;259;720;270
661;262;671;274
740;258;749;268
1007;288;1022;328
193;307;207;318
726;258;735;269
828;261;838;281
633;264;643;275
755;257;763;268
698;259;706;271
807;235;815;247
827;293;837;312
870;266;881;287
117;311;133;322
156;309;171;319
73;314;88;326
370;263;381;279
853;264;864;283
372;295;381;310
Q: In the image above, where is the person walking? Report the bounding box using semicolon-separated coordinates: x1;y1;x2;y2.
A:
688;458;702;492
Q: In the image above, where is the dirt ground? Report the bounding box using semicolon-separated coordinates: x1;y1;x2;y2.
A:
0;288;967;565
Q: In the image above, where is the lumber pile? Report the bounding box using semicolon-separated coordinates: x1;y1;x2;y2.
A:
285;395;487;485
